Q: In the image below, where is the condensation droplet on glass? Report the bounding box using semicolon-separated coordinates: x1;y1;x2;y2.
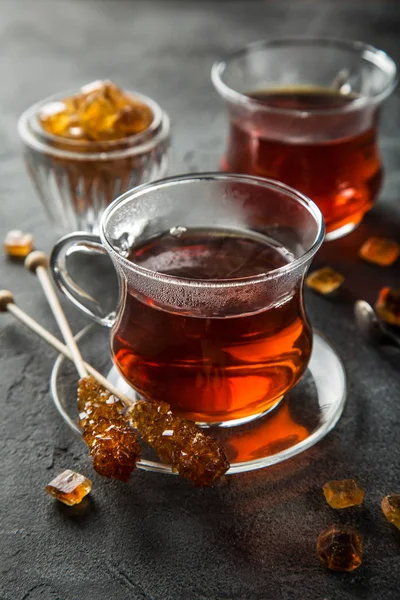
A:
169;226;187;237
114;232;132;257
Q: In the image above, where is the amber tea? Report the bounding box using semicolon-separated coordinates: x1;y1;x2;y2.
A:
111;227;312;423
213;39;396;239
222;87;382;237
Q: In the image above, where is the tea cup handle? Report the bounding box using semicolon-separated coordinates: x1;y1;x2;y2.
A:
50;232;116;328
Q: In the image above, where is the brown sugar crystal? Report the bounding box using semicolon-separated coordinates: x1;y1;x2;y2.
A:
112;104;153;138
128;399;230;487
81;80;127;109
39;80;153;142
317;525;363;572
83;419;141;482
323;479;365;509
359;237;400;267
381;494;400;530
77;376;124;412
375;287;400;327
77;376;141;482
306;267;344;295
77;376;124;430
46;469;92;506
77;91;119;141
38;100;79;138
4;230;34;259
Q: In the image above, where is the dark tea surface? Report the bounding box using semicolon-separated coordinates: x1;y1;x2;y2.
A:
249;87;359;110
112;228;312;423
223;86;382;236
130;227;293;279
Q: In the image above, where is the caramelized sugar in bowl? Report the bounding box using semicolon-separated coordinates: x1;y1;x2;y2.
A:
18;80;170;232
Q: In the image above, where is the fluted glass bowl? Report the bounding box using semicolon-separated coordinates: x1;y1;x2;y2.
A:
18;89;170;233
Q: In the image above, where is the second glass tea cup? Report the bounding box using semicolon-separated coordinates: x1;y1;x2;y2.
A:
212;38;397;239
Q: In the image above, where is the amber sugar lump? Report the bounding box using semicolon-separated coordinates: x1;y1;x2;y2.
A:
381;494;400;530
317;525;363;572
4;230;33;259
359;237;400;266
323;479;364;509
375;287;400;326
46;469;92;506
306;267;344;295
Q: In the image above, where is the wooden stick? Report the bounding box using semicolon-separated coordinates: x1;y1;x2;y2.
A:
0;290;133;406
25;252;88;379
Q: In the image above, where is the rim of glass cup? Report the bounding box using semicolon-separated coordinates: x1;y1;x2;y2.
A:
100;172;325;288
17;88;170;161
211;37;398;116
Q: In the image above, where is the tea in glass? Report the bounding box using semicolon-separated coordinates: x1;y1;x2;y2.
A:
212;39;397;239
111;227;312;423
222;86;382;236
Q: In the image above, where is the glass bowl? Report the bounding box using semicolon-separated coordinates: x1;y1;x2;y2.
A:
18;88;170;233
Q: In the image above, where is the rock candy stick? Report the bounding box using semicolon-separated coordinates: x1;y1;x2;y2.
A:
24;252;142;483
128;400;230;487
0;289;230;486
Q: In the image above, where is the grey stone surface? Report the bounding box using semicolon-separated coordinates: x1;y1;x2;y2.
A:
1;1;400;598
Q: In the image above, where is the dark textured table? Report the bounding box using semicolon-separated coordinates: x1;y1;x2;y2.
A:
2;1;400;598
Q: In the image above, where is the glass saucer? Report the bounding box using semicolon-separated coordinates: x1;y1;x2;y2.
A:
50;325;347;476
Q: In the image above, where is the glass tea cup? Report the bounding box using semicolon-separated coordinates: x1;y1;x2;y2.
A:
51;173;324;426
212;38;397;240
